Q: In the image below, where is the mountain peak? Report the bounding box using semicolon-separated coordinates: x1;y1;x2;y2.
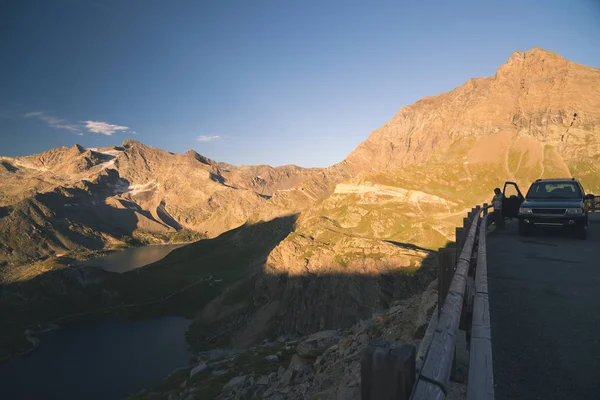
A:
185;149;215;165
509;47;562;61
491;47;579;84
122;139;144;148
346;48;600;172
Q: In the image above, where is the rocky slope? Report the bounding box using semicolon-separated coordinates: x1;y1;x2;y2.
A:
346;47;600;177
131;280;440;400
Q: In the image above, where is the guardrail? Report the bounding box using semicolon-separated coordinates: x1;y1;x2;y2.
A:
361;205;494;400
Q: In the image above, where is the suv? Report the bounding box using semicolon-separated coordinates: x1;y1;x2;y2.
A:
517;178;594;239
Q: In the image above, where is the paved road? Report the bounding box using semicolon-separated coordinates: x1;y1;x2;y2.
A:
487;214;600;400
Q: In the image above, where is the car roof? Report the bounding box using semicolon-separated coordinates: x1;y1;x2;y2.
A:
534;178;579;183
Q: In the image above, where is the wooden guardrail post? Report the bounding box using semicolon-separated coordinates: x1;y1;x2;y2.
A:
361;342;416;400
455;227;464;267
438;248;456;318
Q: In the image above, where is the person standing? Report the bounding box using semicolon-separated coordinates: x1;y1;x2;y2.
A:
491;188;505;230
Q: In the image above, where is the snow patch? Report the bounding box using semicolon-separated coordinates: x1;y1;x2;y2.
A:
128;181;158;195
112;180;158;195
98;149;122;157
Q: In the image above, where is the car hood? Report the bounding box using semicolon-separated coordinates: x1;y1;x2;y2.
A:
522;199;583;208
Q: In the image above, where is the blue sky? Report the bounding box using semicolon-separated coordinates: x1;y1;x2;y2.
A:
1;0;599;167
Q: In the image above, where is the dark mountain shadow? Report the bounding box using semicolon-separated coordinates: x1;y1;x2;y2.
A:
187;236;440;351
209;172;237;189
384;240;437;254
0;206;12;218
0;160;18;173
0;215;298;360
33;172;142;247
0;209;457;370
157;200;183;230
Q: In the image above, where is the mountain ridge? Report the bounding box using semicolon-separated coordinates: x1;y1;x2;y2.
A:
1;47;600;363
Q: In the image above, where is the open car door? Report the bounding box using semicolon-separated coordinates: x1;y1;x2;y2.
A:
503;181;524;218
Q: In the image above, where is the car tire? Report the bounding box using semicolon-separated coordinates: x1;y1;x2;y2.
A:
518;222;531;237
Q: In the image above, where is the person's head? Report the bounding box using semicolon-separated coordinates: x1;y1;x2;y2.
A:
494;188;501;195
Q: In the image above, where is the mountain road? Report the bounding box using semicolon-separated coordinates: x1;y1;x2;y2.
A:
487;213;600;400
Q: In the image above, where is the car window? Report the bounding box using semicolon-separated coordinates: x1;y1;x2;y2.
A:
504;184;520;198
526;182;581;199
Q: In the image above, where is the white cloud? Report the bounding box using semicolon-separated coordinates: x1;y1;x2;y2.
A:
196;135;220;142
84;121;129;136
24;111;81;132
25;111;132;137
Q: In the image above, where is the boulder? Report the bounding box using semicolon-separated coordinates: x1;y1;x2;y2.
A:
280;368;296;385
276;366;285;378
225;375;247;387
222;375;247;396
256;375;270;386
287;354;310;369
262;385;276;398
189;362;208;377
296;330;341;358
265;354;279;362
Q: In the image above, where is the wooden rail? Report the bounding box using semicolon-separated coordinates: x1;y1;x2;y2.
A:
410;211;480;399
361;205;495;400
467;211;494;400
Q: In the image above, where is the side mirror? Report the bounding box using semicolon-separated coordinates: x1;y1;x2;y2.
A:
585;194;595;200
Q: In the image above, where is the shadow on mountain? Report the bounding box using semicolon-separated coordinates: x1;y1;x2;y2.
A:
186;238;440;351
0;160;18;173
383;239;437;253
0;214;299;358
157;200;183;230
1;211;446;362
0;206;12;218
209;172;236;189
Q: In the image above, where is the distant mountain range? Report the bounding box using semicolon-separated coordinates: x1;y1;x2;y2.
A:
1;47;599;351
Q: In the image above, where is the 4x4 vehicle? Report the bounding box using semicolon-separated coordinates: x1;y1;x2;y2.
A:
516;178;594;239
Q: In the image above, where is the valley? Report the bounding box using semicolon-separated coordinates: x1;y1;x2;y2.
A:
1;47;599;399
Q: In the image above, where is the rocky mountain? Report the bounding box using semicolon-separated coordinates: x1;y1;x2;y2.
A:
1;47;599;388
150;48;600;361
3;48;598;272
151;46;600;399
0;140;347;269
270;47;600;283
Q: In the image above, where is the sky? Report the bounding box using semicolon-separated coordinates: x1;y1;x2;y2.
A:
1;0;599;167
